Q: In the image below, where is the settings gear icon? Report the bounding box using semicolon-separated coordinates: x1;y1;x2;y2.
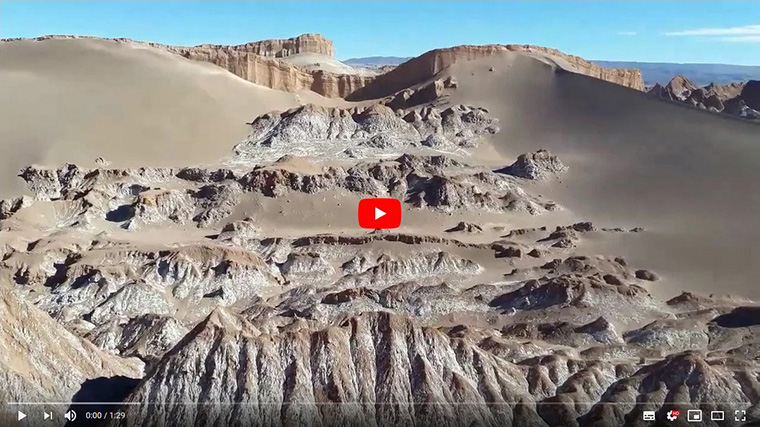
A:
666;410;681;421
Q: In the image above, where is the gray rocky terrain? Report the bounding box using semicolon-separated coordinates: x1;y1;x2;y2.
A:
4;95;759;426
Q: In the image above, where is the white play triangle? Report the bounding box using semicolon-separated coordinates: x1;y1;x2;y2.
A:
374;207;386;220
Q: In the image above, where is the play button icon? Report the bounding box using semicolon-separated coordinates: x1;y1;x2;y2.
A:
358;198;401;229
17;411;26;421
375;207;386;220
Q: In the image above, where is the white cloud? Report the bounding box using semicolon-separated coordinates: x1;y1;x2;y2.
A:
617;31;638;36
719;35;760;43
665;24;760;36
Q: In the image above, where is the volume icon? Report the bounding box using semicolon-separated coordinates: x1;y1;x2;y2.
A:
64;409;77;421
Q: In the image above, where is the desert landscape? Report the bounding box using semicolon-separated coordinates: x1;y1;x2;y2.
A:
1;27;760;427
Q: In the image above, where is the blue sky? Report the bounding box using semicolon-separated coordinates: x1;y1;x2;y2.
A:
2;1;759;65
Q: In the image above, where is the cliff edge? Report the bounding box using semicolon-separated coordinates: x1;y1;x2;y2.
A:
347;44;645;101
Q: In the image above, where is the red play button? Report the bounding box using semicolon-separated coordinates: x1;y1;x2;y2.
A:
358;198;401;229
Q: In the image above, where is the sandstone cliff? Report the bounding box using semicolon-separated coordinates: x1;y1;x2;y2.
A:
347;44;645;101
1;33;334;57
190;33;335;57
506;44;644;90
156;33;376;97
166;45;374;97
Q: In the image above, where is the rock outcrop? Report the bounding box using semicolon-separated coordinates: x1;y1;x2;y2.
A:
498;149;568;180
385;77;459;110
167;43;373;97
704;81;745;100
194;33;335;58
666;75;698;99
649;76;760;121
445;221;483;233
233;103;500;162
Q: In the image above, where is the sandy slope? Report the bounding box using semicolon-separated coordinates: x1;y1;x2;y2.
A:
0;38;340;198
447;52;760;299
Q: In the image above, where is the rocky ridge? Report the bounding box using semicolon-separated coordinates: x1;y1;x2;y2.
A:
233;102;499;162
105;284;760;427
165;41;646;100
649;76;760;121
189;33;335;57
347;44;645;101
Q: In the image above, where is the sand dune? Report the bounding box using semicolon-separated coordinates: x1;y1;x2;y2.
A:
0;38;339;198
446;52;760;298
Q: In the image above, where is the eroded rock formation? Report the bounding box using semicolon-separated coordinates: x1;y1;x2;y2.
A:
233;103;499;162
0;285;143;416
649;76;760;120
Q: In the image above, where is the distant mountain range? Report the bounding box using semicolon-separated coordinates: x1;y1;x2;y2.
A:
345;56;759;87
